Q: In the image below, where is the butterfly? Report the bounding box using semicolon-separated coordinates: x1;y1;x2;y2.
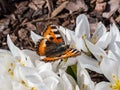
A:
36;25;81;62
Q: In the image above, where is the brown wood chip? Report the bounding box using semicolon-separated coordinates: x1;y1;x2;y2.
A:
51;1;69;17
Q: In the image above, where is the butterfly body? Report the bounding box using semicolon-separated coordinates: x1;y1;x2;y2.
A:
36;25;80;61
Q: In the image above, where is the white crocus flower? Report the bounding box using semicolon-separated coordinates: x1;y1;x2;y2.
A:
36;60;80;90
7;35;34;67
0;50;46;90
74;14;111;51
0;49;80;90
58;69;80;90
70;14;112;73
74;38;107;74
95;57;120;90
13;65;49;90
77;61;95;90
1;36;81;90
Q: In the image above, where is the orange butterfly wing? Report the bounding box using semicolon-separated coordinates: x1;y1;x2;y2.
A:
43;25;63;43
42;48;81;61
36;25;81;62
37;25;64;56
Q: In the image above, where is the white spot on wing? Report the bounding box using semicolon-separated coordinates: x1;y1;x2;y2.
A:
40;56;46;59
52;29;58;32
55;34;61;38
43;39;47;47
45;35;51;39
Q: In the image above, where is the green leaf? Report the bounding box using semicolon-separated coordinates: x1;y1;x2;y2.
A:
66;64;77;81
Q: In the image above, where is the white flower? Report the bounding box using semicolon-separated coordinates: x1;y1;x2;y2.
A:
73;38;107;73
7;35;34;67
95;55;120;90
0;34;81;90
77;61;95;90
73;14;112;51
58;69;80;90
70;14;115;73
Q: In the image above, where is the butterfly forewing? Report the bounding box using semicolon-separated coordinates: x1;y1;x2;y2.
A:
43;25;63;43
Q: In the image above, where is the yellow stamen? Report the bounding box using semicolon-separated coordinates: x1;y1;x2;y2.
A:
18;59;26;66
31;87;37;90
99;55;103;60
8;68;14;76
82;34;86;39
110;75;120;90
21;80;27;87
10;63;14;67
92;36;98;44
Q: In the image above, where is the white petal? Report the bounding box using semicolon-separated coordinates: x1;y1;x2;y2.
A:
22;49;40;62
0;75;12;90
7;35;21;58
59;26;74;45
85;39;107;61
77;61;94;90
77;54;102;73
116;41;120;48
0;49;11;53
92;22;107;40
65;57;77;66
75;85;80;90
59;70;76;90
110;23;120;42
30;31;43;44
7;35;34;67
94;82;110;90
71;36;88;52
108;50;118;61
12;81;28;90
44;77;59;90
109;42;120;59
36;61;52;71
14;66;44;83
100;58;120;82
95;32;111;49
118;65;120;79
108;24;120;53
75;14;90;39
0;51;15;74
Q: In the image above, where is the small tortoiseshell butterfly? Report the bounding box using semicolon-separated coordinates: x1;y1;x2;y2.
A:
36;25;81;61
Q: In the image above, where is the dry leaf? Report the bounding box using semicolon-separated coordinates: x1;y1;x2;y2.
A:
51;1;69;17
26;23;36;31
95;2;106;13
18;29;27;39
29;0;45;11
102;0;120;18
65;0;88;13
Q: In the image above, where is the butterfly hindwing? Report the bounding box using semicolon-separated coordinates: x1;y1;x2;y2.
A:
37;38;69;56
42;48;81;61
